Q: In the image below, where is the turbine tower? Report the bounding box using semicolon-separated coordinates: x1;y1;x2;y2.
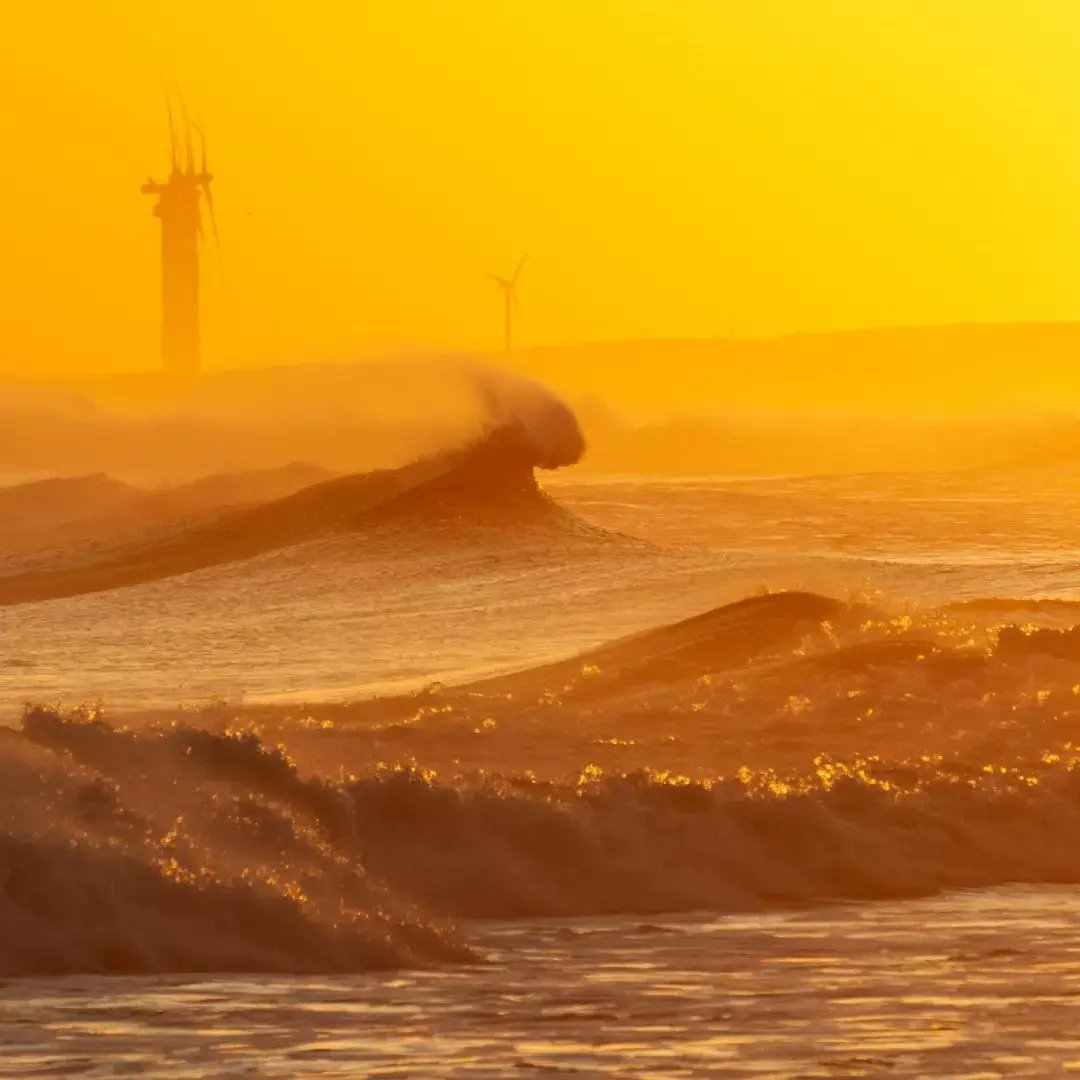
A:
489;255;527;354
141;109;216;380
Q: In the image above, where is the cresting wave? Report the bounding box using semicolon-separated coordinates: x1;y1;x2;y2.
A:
0;715;470;976
7;703;1080;976
10;589;1080;975
0;370;589;606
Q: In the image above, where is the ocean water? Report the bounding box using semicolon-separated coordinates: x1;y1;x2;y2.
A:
6;466;1080;712
5;409;1080;1076
6;888;1080;1078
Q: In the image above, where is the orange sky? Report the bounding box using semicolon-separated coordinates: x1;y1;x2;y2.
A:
2;1;1080;374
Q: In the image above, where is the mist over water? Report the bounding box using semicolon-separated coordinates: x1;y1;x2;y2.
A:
0;361;586;484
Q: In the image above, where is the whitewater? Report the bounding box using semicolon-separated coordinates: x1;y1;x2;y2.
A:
7;374;1080;1075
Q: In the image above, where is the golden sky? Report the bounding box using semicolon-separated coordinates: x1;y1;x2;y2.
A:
3;1;1080;373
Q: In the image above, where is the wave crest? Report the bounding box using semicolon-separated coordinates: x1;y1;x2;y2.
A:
0;369;592;606
10;694;1080;975
470;367;585;469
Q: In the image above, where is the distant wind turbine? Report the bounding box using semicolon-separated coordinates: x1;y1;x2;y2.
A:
141;101;218;380
489;254;527;354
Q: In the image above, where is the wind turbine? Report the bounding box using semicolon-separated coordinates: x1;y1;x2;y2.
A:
141;103;218;379
489;254;527;354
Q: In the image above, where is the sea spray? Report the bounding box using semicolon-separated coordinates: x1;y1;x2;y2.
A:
9;700;1080;975
0;368;590;606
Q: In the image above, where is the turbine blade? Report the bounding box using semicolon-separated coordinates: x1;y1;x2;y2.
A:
512;253;528;284
179;95;194;173
193;119;208;175
166;100;179;170
488;273;510;287
203;180;220;248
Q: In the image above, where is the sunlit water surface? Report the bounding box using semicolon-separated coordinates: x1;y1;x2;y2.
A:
5;888;1080;1078
7;471;1080;712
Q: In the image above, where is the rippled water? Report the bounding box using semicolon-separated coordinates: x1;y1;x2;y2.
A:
5;887;1080;1078
7;471;1080;712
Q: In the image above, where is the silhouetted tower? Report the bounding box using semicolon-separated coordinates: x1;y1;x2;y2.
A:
142;115;215;380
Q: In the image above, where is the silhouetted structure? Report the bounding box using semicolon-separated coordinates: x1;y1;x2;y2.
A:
142;115;215;380
489;255;527;354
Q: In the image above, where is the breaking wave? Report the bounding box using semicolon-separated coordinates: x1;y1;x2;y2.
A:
4;707;1080;973
12;589;1080;975
345;754;1080;919
8;689;1080;972
1;713;469;977
0;371;589;606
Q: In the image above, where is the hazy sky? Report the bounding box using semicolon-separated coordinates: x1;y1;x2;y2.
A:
3;1;1080;373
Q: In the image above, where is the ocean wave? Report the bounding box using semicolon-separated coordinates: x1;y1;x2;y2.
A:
0;372;590;606
0;473;138;525
12;589;1080;975
9;679;1080;975
0;831;454;977
1;715;467;977
347;755;1080;918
